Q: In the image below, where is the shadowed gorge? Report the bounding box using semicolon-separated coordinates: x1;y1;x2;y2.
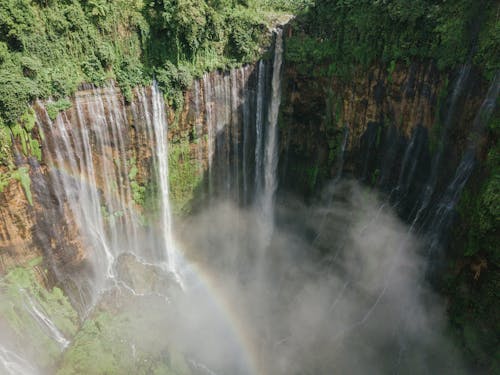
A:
0;1;499;374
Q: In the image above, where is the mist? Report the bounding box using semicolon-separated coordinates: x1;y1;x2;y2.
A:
0;179;467;375
154;179;463;375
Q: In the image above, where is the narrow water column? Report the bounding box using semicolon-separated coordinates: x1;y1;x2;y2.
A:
241;66;251;205
262;29;284;222
426;72;500;248
230;69;240;203
411;65;471;225
203;73;215;199
151;82;181;281
193;80;204;175
223;73;232;197
254;60;266;197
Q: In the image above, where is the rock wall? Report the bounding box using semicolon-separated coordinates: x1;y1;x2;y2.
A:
279;54;492;221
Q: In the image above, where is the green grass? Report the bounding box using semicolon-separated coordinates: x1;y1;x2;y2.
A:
0;264;79;370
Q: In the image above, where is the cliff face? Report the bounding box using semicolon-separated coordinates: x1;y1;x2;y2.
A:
0;171;39;272
278;49;498;285
279;60;489;207
0;54;494;278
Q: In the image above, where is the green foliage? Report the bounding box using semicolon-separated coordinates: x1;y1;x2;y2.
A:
168;138;203;215
0;123;13;165
288;0;499;79
3;109;42;176
387;60;396;83
0;0;146;126
155;61;192;109
474;7;500;80
0;108;38;200
128;157;146;206
458;111;500;263
449;112;500;372
11;166;32;205
0;264;78;370
144;0;274;84
254;0;313;13
0;0;288;133
45;98;72;121
58;305;191;375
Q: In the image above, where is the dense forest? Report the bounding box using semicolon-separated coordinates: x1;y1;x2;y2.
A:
1;0;497;124
0;0;308;127
0;0;305;191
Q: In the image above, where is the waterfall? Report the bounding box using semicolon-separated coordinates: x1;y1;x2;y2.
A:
36;89;121;307
203;72;215;199
241;67;251;205
411;65;471;225
425;71;500;264
23;293;70;349
0;346;37;375
151;81;180;279
254;60;266;196
395;126;427;201
35;82;186;309
193;80;204;174
262;29;284;224
16;34;287;371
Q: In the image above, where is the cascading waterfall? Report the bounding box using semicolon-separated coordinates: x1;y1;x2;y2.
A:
411;65;471;226
35;82;184;309
193;30;284;262
23;293;70;349
150;81;182;281
425;71;500;263
254;60;266;197
241;66;251;205
262;29;284;222
0;346;37;375
30;31;286;308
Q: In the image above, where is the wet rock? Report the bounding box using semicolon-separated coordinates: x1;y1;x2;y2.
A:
115;253;180;296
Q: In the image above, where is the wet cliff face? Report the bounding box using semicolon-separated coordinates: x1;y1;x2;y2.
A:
0;174;40;273
0;55;494;280
279;57;493;220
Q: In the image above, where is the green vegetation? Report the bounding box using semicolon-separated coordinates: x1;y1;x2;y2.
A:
128;157;146;206
0;0;305;126
0;111;35;204
429;78;450;155
10;108;41;161
168;138;203;215
448;113;500;373
286;0;499;79
58;301;190;375
0;261;79;370
11;166;32;205
46;99;72;121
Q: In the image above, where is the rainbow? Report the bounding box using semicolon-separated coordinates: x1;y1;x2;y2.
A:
176;248;262;375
